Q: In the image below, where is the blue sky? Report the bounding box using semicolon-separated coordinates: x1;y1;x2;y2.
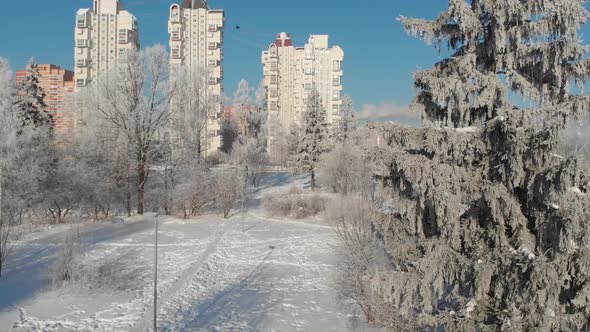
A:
1;1;589;122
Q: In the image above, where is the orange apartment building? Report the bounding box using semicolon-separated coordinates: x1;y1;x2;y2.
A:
16;64;76;139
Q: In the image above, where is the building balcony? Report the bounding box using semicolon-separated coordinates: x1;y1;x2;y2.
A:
208;25;218;32
207;130;221;137
76;39;88;48
208;78;220;85
76;15;88;28
76;59;89;68
118;32;129;44
171;47;182;59
208;42;219;50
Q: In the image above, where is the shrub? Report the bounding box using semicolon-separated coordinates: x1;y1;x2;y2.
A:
263;186;328;219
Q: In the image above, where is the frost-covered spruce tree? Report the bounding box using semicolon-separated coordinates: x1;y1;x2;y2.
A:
14;58;51;128
296;89;329;191
366;1;590;330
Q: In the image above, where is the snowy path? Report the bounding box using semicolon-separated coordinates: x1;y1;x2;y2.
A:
0;174;376;331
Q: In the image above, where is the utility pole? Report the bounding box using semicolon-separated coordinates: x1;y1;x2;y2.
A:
153;212;159;331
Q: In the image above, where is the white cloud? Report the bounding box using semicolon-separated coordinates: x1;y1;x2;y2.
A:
357;101;420;125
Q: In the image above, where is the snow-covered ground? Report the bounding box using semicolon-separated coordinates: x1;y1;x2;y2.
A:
0;173;377;331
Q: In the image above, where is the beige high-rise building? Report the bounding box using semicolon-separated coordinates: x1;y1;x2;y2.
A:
168;0;225;155
74;0;139;89
262;32;344;134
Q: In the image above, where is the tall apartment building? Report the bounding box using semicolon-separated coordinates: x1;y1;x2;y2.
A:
168;0;225;155
74;0;139;89
262;32;344;134
16;64;76;139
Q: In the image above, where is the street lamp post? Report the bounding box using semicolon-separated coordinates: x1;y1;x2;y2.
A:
153;212;159;331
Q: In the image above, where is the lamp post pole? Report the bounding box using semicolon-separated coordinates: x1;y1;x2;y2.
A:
153;212;159;331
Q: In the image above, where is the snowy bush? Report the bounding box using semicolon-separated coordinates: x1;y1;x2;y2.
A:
172;165;212;219
77;256;148;292
49;228;82;286
263;187;328;219
318;143;372;195
230;136;269;188
212;169;243;219
326;195;397;327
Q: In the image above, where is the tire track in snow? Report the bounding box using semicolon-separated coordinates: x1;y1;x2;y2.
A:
134;221;234;332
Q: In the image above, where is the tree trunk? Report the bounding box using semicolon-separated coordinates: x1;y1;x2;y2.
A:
311;169;316;192
126;173;132;217
137;148;147;215
137;162;145;215
164;165;170;215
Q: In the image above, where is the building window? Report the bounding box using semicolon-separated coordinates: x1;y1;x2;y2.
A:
76;16;87;28
270;89;278;98
118;29;128;44
170;8;180;22
333;76;341;86
332;104;340;115
76;39;88;48
76;59;88;67
333;60;342;71
171;46;181;59
171;28;181;41
208;42;218;50
333;91;341;101
304;68;313;75
270;75;278;84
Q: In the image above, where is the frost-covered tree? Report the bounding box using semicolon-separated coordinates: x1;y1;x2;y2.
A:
296;90;329;191
169;65;211;160
362;1;590;330
318;143;372;195
75;96;135;219
0;58;18;278
157;65;215;216
335;94;356;143
14;58;52;129
286;123;301;163
231;136;269;188
268;116;289;167
89;45;172;215
212;168;242;219
230;79;267;140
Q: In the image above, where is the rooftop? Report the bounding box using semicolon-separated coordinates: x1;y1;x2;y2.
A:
182;0;208;10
